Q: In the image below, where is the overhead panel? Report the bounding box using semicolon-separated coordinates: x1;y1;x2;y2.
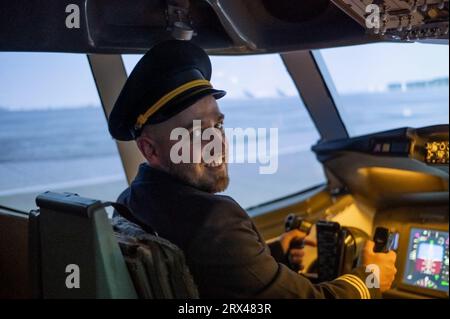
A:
1;0;447;53
331;0;449;42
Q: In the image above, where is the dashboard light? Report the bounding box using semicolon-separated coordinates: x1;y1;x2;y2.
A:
426;141;449;164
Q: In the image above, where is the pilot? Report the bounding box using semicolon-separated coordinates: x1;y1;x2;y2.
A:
108;40;397;299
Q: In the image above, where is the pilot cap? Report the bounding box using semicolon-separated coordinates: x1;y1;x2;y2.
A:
108;40;226;141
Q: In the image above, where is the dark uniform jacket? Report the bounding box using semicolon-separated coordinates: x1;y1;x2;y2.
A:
118;163;379;299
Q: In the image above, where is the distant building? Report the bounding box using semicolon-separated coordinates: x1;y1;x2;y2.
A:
388;77;449;91
243;89;255;99
406;81;428;90
388;83;403;91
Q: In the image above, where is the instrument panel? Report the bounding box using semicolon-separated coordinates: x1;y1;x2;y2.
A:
313;124;449;167
374;205;449;299
426;141;449;164
313;125;449;298
403;228;449;293
331;0;449;42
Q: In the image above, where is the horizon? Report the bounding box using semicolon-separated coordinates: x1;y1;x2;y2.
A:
0;81;448;111
0;42;448;111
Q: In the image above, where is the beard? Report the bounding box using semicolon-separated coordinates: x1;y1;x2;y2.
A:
167;161;230;194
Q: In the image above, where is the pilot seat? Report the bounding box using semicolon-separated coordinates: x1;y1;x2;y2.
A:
29;191;198;299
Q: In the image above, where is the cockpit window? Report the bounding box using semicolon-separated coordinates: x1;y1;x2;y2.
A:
316;43;449;137
123;54;325;210
0;53;128;212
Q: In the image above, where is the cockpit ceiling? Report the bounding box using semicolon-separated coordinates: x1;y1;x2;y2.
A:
0;0;448;55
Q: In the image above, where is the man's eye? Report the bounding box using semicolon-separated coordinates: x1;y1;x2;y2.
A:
215;122;224;130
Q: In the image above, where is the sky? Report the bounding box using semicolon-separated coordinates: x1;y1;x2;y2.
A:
320;42;450;93
0;42;448;110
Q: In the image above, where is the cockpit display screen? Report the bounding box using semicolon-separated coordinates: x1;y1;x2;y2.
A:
403;228;449;293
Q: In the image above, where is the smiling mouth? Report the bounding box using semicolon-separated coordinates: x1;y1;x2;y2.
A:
204;156;226;168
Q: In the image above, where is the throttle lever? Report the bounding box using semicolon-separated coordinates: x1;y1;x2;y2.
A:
284;214;313;270
373;227;399;253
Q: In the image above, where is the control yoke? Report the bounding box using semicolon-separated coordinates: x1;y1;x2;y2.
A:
284;214;398;281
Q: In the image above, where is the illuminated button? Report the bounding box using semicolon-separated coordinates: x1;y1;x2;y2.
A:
426;141;449;164
428;8;439;19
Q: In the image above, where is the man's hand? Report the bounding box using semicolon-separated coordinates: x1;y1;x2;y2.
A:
360;240;397;292
279;230;316;271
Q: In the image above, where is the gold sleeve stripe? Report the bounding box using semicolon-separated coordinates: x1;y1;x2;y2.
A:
345;274;371;299
340;274;371;299
336;274;371;299
135;79;212;129
336;277;367;299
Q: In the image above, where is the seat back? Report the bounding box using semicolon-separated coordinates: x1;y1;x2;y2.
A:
112;215;199;299
30;192;137;299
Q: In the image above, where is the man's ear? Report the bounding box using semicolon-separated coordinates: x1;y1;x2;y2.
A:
136;135;160;165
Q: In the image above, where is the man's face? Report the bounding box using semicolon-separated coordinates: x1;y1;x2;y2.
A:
141;95;229;193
